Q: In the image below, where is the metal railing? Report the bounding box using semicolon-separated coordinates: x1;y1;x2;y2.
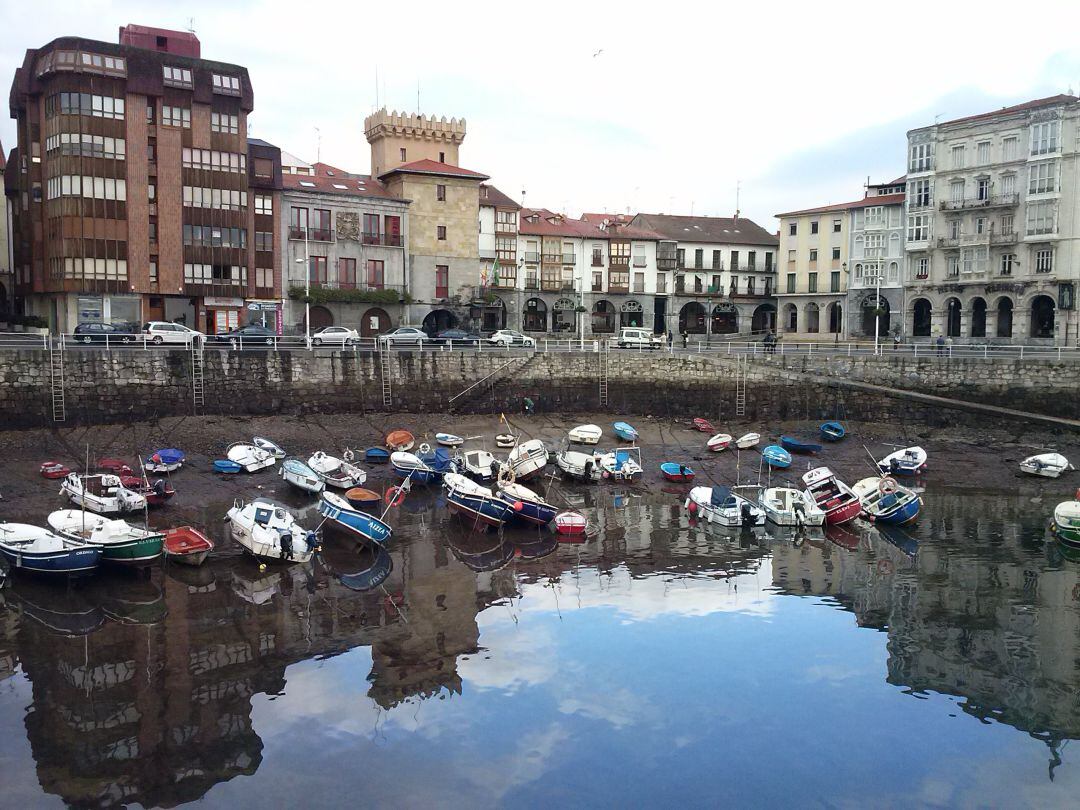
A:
940;193;1019;211
362;233;404;247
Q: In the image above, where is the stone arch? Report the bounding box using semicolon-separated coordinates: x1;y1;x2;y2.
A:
861;294;889;337
1030;295;1055;339
307;305;333;331
422;308;458;336
360;307;391;337
912;298;932;337
678;302;707;334
592;300;616;333
783;303;798;333
805;302;820;333
711;302;738;334
553;297;576;333
478;296;506;332
620;299;644;328
996;297;1014;338
827;301;843;334
522;297;547;332
969;297;987;338
752;303;776;335
945;297;962;337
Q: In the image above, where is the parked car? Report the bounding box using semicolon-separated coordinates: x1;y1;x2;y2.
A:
208;324;279;347
487;329;537;348
72;322;138;344
144;321;204;345
433;328;483;347
616;327;663;349
378;326;428;346
311;326;360;346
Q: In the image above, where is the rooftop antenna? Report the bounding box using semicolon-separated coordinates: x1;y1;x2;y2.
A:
314;127;321;164
186;17;196;34
735;180;741;218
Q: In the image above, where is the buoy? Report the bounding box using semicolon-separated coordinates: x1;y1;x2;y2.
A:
878;477;898;496
513;501;524;511
688;501;698;514
385;486;406;507
259;563;267;571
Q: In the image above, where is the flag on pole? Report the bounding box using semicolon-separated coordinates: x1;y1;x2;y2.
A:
491;258;500;287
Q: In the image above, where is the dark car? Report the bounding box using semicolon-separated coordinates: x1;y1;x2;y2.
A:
208;324;279;348
72;322;138;344
433;328;483;346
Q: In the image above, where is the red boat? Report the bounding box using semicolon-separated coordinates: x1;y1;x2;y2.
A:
119;475;176;506
39;461;71;479
660;462;695;483
802;467;862;526
163;526;214;566
692;418;715;433
554;511;588;537
97;457;134;477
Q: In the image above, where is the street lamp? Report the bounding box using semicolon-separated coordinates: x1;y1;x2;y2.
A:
873;270;885;355
295;226;311;345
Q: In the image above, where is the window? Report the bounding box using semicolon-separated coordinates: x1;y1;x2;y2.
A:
788;223;797;236
385;215;401;245
1002;136;1018;161
786;273;796;293
832;219;841;233
808;272;817;293
255;267;273;288
435;265;449;298
290;207;308;239
162;65;192;87
312;209;332;240
181;148;246;172
864;233;884;257
787;249;796;262
308;256;328;285
212;73;241;95
339;258;356;288
909;142;932;172
909;178;931;208
694;248;704;268
147;182;156;201
436;184;446;201
48;92;125;120
146;103;154;124
915;257;929;279
147;138;156;163
1000;173;1015;196
148;217;157;242
747;251;756;270
161;105;190;128
182;187;246;210
400;148;407;161
907;214;930;242
830;271;840;292
211;112;239;134
946;255;960;277
864;206;883;228
436;225;447;241
1000;213;1014;235
1026;201;1056;235
810;221;819;235
1031;121;1060;155
1028;161;1058;194
439;151;445;163
1000;253;1015;276
951;144;965;169
831;247;841;261
948;219;961;240
366;259;384;288
975;217;986;235
45;133;126;159
961;246;987;274
255;231;273;251
746;277;755;294
182;225;246;248
254;195;272;216
976;178;989;201
712;249;722;269
950;180;965;203
149;257;158;283
809;249;818;262
976;141;990;165
1034;247;1054;273
45;175;127;201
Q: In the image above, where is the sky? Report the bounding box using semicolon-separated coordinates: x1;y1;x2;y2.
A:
3;0;1080;230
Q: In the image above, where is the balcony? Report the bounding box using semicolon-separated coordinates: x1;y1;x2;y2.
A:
541;279;562;292
497;249;517;263
609;256;630;269
491;276;518;289
991;231;1018;245
363;232;404;247
657;255;678;270
939;193;1019;212
523;252;541;264
524;277;539;290
561;253;576;265
288;226;307;240
495;222;517;234
309;227;334;242
673;276;727;297
183;279;247;297
607;284;630;294
591;256;604;267
542;253;561;264
633;257;647;268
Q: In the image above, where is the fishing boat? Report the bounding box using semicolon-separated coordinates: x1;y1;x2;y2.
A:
1020;453;1073;479
568;424;603;445
390;449;450;484
851;477;922;525
39;461;72;479
318;491;393;546
1051;492;1080;547
213;459;242;474
507;439;548;481
385;430;415;451
495;433;516;449
454;449;502;482
597;447;644;482
707;433;732;452
47;510;165;564
60;473;146;514
801;467;862;526
163;526;214;566
820;422;846;441
496;481;558;526
308;450;367;489
685;485;766;527
780;435;822;454
692;417;715;433
443;473;516;527
436;432;465;447
253;436;286;458
758;487;827;527
0;523;102;575
346;487;382;509
279;458;325;494
554;511;588;537
877;446;928;476
762;445;792;469
660;462;695;483
612;421;639;442
145;448;184;473
226;442;276;473
365;447;391;464
735;432;761;450
225;499;317;563
556;448;603;482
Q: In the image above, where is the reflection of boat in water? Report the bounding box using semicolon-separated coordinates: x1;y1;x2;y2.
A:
87;575;168;625
875;524;919;558
323;544;393;592
231;568;289;606
445;525;516;572
825;522;864;551
1;577;107;636
165;560;218;589
511;532;559;561
765;523;826;546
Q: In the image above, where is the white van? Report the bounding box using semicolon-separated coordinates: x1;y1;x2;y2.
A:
144;321;204;345
616;327;663;349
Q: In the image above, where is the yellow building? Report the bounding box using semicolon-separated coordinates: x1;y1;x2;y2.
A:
775;202;853;339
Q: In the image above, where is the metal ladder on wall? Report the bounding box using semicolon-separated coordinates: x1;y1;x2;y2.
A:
191;341;205;414
49;337;66;423
598;339;610;408
734;353;747;418
379;340;393;408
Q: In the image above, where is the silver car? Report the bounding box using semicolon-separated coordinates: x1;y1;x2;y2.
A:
311;326;359;346
378;326;428;346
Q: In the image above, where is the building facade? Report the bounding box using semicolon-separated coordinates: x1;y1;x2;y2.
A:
905;95;1079;344
0;143;11;315
775;204;850;339
476;183;519;331
844;178;906;340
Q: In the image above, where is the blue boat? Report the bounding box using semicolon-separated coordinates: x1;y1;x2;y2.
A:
213;459;242;474
780;435;822;454
762;445;792;468
820;421;846;441
612;421;639;442
318;491;393;547
852;477;922;525
337;546;393;592
660;462;695;483
365;447;391;464
497;481;558;526
444;473;515;527
146;448;185;472
390;448;452;484
0;523;103;576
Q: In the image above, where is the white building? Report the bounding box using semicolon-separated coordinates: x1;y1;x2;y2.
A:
845;178;906;340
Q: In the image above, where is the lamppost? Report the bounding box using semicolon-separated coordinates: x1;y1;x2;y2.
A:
873;269;884;355
295;222;311;344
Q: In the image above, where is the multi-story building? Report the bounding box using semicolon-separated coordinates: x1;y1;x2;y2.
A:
905;94;1079;344
0;143;11;315
630;213;779;337
844;178;906;339
476;183;519;331
775;203;851;339
5;25;283;333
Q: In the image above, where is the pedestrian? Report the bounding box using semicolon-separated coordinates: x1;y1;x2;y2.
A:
523;396;535;415
892;331;901;351
935;334;945;357
667;330;673;349
681;331;688;349
762;331;774;354
945;335;953;357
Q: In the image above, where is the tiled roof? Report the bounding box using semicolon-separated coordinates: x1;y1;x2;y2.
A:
631;213;779;246
479;184;520;209
282;162;403;201
379;158;489;181
935;94;1078;129
519;208;596;238
580;212;635;225
846;193;906;209
774;200;864;218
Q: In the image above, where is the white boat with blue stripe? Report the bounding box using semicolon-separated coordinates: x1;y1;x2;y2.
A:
318;491;393;547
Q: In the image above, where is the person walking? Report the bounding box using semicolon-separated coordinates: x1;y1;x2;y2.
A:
945;335;953;357
892;330;902;351
935;334;945;357
667;330;673;349
681;331;688;349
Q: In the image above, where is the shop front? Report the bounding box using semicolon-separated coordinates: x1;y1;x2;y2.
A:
201;296;245;335
245;300;283;334
70;294;143;332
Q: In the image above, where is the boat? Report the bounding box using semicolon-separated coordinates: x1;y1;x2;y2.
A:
597;447;644;482
554;511;588;537
96;457;134;476
735;432;761;450
145;448;184;473
612;421;639;442
801;467;862;526
877;446;927;476
1051;493;1080;547
660;462;695;483
279;457;325;494
225;499;317;563
1020;453;1073;479
308;450;367;489
345;487;382;510
60;473;146;514
820;422;846;441
507;439;549;481
318;491;393;546
495;433;516;449
47;509;165;564
213;459;242;474
163;526;214;566
385;430;415;451
443;473;516;527
39;461;72;479
685;485;765;527
0;523;102;575
762;445;792;469
119;474;175;506
758;487;827;527
851;477;922;525
692;417;715;433
780;435;822;454
365;446;391;464
226;442;276;473
556;448;603;482
436;432;464;447
390;449;451;484
454;449;502;482
253;436;286;458
496;481;558;526
568;424;603;445
707;433;732;452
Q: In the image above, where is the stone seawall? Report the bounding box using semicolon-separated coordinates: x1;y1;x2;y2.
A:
0;348;1077;429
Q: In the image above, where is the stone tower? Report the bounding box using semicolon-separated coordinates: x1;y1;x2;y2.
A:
364;108;467;177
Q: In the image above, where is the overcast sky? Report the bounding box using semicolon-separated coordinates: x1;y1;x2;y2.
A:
4;0;1080;229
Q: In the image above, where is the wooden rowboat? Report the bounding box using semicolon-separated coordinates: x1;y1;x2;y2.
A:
345;487;382;510
163;526;214;567
692;418;715;433
385;430;415;451
554;511;588;536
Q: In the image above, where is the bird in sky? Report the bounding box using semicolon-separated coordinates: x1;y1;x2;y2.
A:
593;49;604;58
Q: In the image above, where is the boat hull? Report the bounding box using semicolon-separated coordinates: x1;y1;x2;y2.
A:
780;437;822;454
873;494;922;525
446;490;514;527
318;498;393;547
0;545;101;575
823;500;862;526
93;535;165;565
497;492;557;526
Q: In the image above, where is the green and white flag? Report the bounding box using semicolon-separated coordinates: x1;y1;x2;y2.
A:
491;258;500;286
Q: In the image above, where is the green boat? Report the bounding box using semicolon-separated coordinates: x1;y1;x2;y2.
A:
1051;499;1080;547
47;509;164;565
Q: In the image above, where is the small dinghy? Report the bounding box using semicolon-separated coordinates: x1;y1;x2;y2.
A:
226;499;317;563
568;424;603;445
61;473;146;514
279;458;324;494
877;446;927;476
443;473;515;528
226;442;276;473
556;448;603;482
163;526;214;566
820;422;846;442
851;477;922;525
735;432;761;450
507;439;548;481
454;449;502;482
436;432;465;447
345;487;381;510
0;523;102;575
120;475;175;506
554;511;588;537
365;447;391;464
686;485;765;527
495;433;517;449
612;421;639;442
385;430;415;452
1051;491;1080;547
214;459;242;474
802;467;862;526
96;458;134;476
660;462;695;483
390;449;451;484
48;510;165;565
707;433;732;452
145;448;184;473
253;436;286;458
1020;453;1073;479
308;450;367;489
762;445;792;469
496;481;558;526
780;435;822;454
318;491;393;547
39;461;72;479
597;447;644;482
692;417;715;433
758;487;827;527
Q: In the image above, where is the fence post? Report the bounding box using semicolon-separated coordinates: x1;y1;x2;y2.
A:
1058;346;1062;361
1020;346;1024;360
847;342;852;357
809;342;813;357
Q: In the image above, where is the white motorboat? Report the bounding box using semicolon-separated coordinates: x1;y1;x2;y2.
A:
436;432;465;447
758;487;826;527
495;433;517;449
47;509;165;564
707;433;732;452
279;458;325;494
596;447;644;482
685;485;765;527
1020;453;1073;479
442;473;515;527
60;473;146;514
507;439;548;481
735;432;761;450
568;424;603;445
877;446;927;476
225;499;317;563
556;449;603;482
454;449;502;481
226;442;276;473
253;436;286;458
308;450;367;489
